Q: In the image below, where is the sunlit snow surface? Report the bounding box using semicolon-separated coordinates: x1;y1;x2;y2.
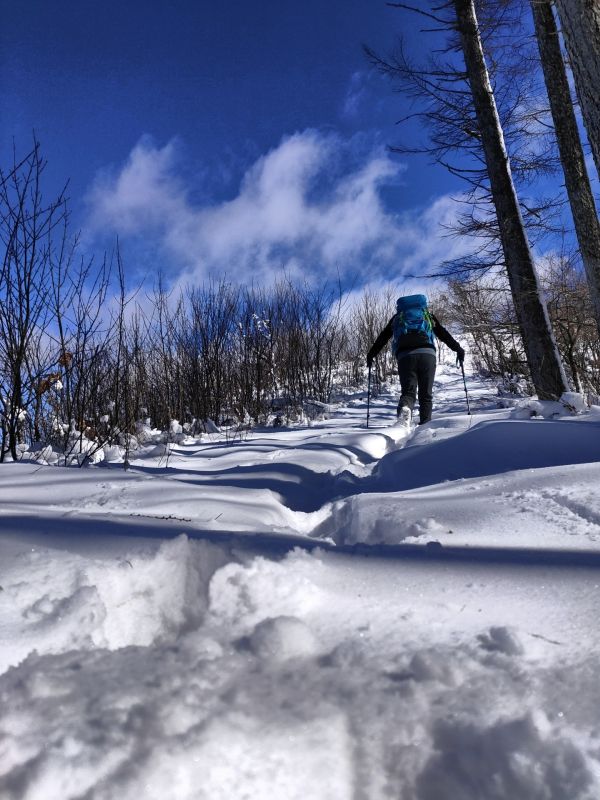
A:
1;363;600;799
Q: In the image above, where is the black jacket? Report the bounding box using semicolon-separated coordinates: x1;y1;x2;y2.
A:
367;313;462;362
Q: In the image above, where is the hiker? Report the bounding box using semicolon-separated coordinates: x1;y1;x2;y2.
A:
367;294;465;426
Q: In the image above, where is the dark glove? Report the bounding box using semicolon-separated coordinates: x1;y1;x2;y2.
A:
456;347;465;366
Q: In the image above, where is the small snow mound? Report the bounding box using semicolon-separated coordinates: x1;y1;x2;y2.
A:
417;713;596;800
208;550;323;635
88;535;229;649
103;444;124;462
174;712;353;800
169;419;183;435
1;536;231;671
510;396;582;420
317;496;444;545
33;444;59;464
145;442;171;458
409;650;457;685
510;403;537;420
180;631;224;660
248;616;320;662
561;392;587;414
477;625;524;656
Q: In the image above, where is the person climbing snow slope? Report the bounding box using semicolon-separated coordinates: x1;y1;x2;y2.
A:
367;294;465;426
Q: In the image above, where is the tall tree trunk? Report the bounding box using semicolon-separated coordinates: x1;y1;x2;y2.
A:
553;0;600;180
453;0;568;399
531;0;600;337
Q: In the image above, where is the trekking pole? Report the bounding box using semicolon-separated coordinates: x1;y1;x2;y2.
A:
366;362;372;428
460;360;472;415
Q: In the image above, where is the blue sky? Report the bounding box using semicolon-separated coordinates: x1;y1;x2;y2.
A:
1;0;473;290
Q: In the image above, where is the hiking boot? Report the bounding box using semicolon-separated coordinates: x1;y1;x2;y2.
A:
398;406;412;427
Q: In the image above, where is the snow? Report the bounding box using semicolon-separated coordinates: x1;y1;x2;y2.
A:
1;362;600;799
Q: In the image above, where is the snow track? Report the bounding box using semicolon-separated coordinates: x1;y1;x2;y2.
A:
1;364;600;798
2;537;600;799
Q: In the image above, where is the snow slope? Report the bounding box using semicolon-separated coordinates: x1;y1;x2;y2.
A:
1;362;600;799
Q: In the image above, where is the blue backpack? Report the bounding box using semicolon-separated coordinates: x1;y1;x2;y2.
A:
392;294;435;354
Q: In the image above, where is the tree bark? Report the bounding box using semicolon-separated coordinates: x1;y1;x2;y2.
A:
553;0;600;180
453;0;568;399
531;0;600;338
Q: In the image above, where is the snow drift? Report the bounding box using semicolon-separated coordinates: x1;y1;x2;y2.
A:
1;364;600;799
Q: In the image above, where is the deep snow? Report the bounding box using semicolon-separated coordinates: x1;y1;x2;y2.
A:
1;361;600;799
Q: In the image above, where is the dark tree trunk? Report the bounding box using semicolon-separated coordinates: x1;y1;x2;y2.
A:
553;0;600;180
453;0;568;399
531;0;600;337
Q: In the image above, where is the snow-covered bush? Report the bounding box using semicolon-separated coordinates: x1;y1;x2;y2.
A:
560;392;587;414
510;392;587;420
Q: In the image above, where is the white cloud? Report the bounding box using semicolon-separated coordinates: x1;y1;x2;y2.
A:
87;136;186;234
341;70;394;122
342;71;370;119
85;130;475;288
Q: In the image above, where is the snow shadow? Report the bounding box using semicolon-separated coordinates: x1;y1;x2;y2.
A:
368;419;600;494
129;460;342;512
5;514;600;571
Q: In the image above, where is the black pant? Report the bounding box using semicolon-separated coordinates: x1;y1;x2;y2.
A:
396;352;436;424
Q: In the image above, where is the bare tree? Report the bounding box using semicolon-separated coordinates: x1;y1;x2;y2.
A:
0;141;67;460
234;287;276;422
530;0;600;336
351;286;396;383
542;253;600;394
187;280;239;424
366;0;563;279
443;274;526;382
47;229;112;450
553;0;600;180
446;251;600;397
452;0;567;399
